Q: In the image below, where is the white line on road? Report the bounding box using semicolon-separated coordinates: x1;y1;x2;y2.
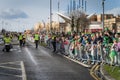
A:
0;61;21;65
21;61;27;80
0;61;27;80
24;47;37;65
39;47;52;57
0;66;21;70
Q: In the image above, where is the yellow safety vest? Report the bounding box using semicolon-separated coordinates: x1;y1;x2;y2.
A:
34;34;39;40
4;37;11;44
19;35;23;40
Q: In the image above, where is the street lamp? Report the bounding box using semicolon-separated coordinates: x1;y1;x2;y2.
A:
58;0;60;32
50;0;52;33
102;0;105;31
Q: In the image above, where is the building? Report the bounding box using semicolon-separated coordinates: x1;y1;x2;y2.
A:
90;14;120;32
104;17;120;32
86;22;102;33
57;13;120;33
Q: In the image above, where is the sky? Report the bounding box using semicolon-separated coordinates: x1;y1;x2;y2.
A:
0;0;120;32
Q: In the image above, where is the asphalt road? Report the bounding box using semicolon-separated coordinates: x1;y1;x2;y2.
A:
0;41;94;80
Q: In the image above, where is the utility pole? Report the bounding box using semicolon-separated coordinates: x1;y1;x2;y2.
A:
50;0;52;33
85;0;87;12
102;0;105;31
58;0;60;32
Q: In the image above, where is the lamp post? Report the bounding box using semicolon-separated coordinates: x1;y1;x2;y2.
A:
50;0;52;33
58;0;60;32
102;0;105;31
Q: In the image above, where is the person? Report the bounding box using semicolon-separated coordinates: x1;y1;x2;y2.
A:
18;33;23;47
22;33;26;46
34;32;40;48
52;36;56;52
2;33;12;51
109;41;117;66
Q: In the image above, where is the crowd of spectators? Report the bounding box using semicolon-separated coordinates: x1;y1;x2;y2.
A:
33;29;120;66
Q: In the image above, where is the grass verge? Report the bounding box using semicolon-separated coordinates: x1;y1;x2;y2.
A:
103;64;120;80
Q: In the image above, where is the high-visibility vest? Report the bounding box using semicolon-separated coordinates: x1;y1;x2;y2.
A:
4;37;11;44
19;35;23;40
34;34;39;40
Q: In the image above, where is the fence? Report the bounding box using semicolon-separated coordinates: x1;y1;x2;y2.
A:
45;37;120;66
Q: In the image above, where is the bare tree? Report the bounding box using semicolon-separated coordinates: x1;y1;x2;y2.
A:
71;16;75;32
70;10;89;33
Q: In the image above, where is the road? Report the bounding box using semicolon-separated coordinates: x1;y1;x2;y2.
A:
0;40;94;80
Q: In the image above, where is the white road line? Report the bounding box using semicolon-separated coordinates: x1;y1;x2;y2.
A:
24;47;37;65
21;61;27;80
0;66;21;70
0;61;21;65
0;61;27;80
0;73;22;78
39;47;52;57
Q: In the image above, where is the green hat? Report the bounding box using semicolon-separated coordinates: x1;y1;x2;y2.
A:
105;27;109;31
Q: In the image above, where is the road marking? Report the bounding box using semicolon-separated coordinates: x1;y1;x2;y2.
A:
0;61;27;80
0;61;21;65
39;47;52;57
21;61;27;80
0;66;21;70
25;47;37;65
90;64;101;80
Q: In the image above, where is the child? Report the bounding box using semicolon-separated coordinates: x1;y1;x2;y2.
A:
84;41;91;64
97;41;102;62
109;39;117;65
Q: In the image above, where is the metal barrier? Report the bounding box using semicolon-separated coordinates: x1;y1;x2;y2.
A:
44;37;120;66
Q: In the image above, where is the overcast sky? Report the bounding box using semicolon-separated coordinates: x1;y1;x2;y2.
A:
0;0;120;32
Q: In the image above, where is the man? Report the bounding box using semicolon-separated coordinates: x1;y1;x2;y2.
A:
52;36;56;52
34;32;40;48
18;33;23;47
2;33;12;51
22;33;26;46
